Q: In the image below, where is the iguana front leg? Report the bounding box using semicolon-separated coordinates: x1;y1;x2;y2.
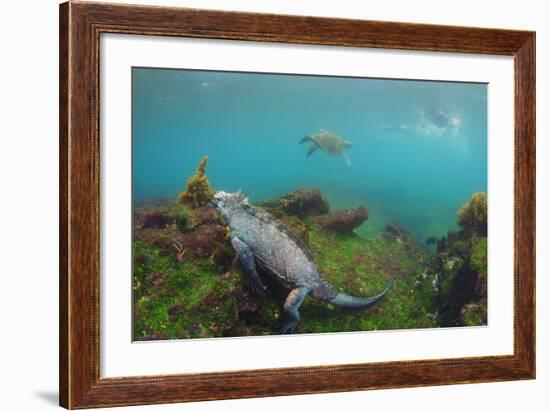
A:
279;287;311;334
231;236;265;296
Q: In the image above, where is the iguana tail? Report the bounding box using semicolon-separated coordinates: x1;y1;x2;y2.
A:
329;277;394;308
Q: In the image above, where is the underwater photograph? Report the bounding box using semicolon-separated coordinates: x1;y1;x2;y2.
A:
131;67;488;340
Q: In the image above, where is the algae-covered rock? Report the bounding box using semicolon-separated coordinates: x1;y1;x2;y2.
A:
134;226;186;257
134;203;229;264
133;187;443;340
315;206;368;233
470;238;488;299
141;210;171;229
166;205;192;232
181;224;228;258
457;192;487;236
192;207;224;226
134;200;191;233
459;302;487;326
432;195;488;327
385;221;410;238
178;156;214;209
435;241;488;327
260;188;329;217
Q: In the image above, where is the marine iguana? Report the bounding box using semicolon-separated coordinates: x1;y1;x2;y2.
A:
211;190;393;334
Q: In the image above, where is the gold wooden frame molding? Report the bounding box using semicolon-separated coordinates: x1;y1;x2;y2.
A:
59;1;535;408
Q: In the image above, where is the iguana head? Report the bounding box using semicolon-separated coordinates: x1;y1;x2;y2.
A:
211;190;249;220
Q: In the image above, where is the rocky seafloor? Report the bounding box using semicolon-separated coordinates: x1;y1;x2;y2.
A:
132;188;488;341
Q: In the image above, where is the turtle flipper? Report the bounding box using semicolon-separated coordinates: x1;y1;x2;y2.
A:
343;152;351;166
307;144;319;157
299;135;312;144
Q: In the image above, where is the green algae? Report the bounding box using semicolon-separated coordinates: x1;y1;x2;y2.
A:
470;237;488;279
165;205;192;233
460;303;488;327
132;187;489;340
133;240;241;340
133;218;439;340
434;229;487;327
296;225;437;334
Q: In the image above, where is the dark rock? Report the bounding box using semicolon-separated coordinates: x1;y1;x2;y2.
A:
192;207;224;226
211;245;234;272
260;188;329;217
315;206;368;233
141;211;171;229
134;227;186;257
385;221;409;237
182;224;228;257
475;276;487;299
436;237;447;253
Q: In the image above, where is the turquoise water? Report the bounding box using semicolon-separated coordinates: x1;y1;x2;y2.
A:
132;68;487;241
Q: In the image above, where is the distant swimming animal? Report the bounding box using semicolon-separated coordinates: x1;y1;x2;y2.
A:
421;108;461;136
212;190;393;334
300;129;353;165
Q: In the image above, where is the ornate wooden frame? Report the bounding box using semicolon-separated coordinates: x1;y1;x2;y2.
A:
59;1;535;408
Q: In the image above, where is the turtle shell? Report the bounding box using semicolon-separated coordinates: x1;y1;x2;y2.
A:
311;130;345;155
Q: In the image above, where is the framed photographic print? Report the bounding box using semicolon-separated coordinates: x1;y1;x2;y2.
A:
59;1;535;408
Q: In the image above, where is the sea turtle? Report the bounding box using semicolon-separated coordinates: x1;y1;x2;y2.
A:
299;129;352;165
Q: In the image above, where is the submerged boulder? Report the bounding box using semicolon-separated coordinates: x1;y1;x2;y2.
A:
191;207;224;226
134;226;186;257
260;188;329;218
384;221;418;248
315;206;368;233
141;210;171;229
385;221;410;238
181;224;228;257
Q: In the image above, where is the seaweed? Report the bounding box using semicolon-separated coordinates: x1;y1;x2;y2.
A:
178;156;214;209
457;192;488;236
